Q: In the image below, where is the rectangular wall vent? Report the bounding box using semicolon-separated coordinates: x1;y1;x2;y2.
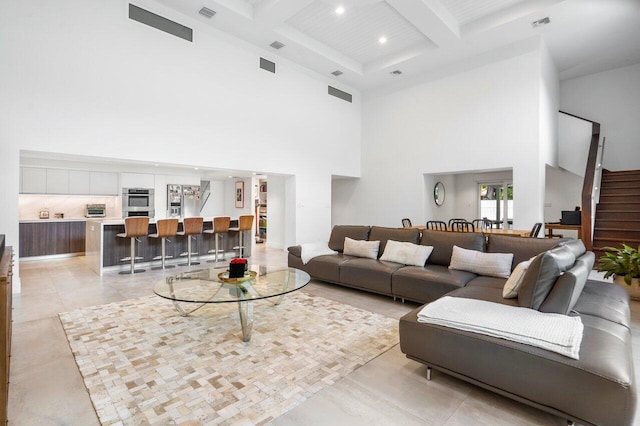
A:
129;4;193;42
198;7;216;18
260;57;276;73
328;86;352;103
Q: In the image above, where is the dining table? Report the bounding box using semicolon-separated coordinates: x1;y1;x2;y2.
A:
410;225;530;237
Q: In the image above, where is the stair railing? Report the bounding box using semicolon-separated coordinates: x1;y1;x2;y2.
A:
559;111;604;251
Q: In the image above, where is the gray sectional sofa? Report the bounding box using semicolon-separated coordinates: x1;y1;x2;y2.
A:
287;225;637;426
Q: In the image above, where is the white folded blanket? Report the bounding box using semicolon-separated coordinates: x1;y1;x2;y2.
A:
417;296;583;359
299;242;337;264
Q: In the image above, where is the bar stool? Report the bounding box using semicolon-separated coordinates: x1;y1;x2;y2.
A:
204;216;231;263
231;215;254;258
177;217;203;266
117;216;150;274
148;218;179;270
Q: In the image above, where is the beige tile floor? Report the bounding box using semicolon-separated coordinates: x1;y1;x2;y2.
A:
8;245;640;425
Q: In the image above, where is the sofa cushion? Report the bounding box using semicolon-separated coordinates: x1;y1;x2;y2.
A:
339;258;403;295
466;276;508;289
380;240;433;267
573;280;630;328
539;251;594;314
369;226;420;256
502;259;532;298
288;252;355;283
392;264;477;303
421;230;486;267
343;237;380;259
487;234;564;271
328;225;371;252
556;238;587;258
449;246;513;278
517;245;576;310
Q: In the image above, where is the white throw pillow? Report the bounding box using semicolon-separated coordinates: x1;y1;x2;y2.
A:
343;237;380;259
502;259;533;298
299;242;338;264
380;240;433;267
449;245;513;278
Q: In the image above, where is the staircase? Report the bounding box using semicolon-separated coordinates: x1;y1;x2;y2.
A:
592;169;640;259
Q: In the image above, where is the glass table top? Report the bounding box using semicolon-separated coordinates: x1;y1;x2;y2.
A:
153;265;311;304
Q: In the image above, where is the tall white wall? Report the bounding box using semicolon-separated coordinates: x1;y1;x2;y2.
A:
560;62;640;171
333;41;552;230
0;0;362;273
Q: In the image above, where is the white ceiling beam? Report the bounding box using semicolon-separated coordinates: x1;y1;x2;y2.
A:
253;0;315;26
386;0;460;47
274;25;364;75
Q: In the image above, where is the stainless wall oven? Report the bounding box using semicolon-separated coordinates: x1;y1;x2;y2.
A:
122;188;155;218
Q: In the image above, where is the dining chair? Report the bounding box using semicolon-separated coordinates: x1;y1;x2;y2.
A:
426;220;447;231
401;218;412;228
529;222;543;238
450;221;475;232
448;218;467;227
472;219;486;230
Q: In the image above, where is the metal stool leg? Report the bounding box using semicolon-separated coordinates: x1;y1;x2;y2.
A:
120;237;145;274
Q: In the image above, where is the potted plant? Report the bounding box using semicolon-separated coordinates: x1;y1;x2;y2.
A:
597;244;640;299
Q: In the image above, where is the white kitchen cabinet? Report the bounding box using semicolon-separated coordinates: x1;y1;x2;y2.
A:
120;172;155;188
20;167;47;194
68;170;91;195
90;172;119;195
45;169;69;194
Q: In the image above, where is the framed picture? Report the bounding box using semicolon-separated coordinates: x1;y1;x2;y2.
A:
235;181;244;208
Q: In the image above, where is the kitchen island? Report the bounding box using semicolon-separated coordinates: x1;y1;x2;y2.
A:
85;218;252;275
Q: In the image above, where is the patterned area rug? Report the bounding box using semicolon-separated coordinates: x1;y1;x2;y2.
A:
59;292;399;425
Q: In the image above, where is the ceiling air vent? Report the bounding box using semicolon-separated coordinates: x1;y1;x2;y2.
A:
198;7;216;18
270;41;285;50
328;86;352;103
260;57;276;73
390;70;402;76
331;70;343;76
531;17;550;28
129;4;193;42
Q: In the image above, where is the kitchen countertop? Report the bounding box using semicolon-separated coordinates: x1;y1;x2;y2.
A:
19;218;91;223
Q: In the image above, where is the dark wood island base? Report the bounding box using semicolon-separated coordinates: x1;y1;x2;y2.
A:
86;219;252;275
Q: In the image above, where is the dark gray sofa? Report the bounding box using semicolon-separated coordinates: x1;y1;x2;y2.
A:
287;225;637;426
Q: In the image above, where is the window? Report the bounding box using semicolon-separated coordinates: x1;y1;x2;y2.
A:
479;182;513;228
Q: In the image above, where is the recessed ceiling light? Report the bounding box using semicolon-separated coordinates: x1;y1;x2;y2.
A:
331;70;343;76
531;17;550;27
198;7;216;18
378;36;387;44
335;6;345;15
194;167;199;170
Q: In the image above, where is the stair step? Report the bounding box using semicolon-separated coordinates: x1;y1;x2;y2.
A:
599;189;640;197
603;169;640;176
596;202;640;211
601;180;640;189
593;238;640;248
599;194;640;203
594;219;640;229
602;175;640;183
593;228;640;240
594;210;640;220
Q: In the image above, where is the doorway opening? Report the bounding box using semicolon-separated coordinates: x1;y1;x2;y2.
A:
479;182;513;228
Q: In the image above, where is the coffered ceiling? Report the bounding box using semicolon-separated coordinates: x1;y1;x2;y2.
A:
156;0;640;91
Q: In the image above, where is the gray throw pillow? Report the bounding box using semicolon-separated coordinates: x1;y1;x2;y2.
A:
517;246;576;310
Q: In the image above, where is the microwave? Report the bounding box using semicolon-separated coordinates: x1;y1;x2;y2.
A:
85;204;106;218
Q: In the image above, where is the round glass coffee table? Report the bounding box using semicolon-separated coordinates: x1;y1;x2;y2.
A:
153;265;311;342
